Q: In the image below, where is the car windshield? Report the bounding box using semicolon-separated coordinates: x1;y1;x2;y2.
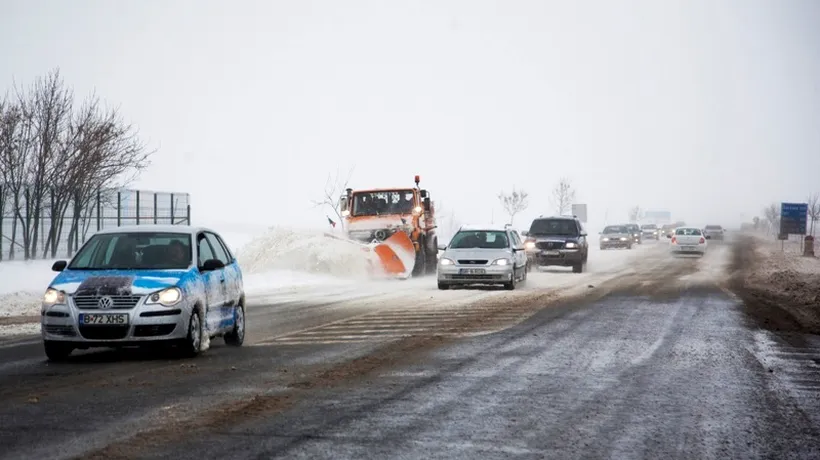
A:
68;232;193;270
641;224;657;229
529;219;578;236
675;228;702;236
603;226;628;234
449;231;509;249
352;190;415;217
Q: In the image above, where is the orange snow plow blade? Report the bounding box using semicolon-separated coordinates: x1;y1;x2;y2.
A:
372;231;416;278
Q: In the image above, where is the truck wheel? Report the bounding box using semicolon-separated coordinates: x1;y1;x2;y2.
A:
412;246;426;277
425;237;438;275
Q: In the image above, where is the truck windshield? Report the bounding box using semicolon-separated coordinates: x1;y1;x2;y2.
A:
68;232;193;270
352;190;415;216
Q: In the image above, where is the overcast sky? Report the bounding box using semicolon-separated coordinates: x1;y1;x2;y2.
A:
2;0;819;234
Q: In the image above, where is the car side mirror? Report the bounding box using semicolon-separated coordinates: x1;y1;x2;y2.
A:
521;231;529;237
52;260;67;272
666;234;672;238
580;231;588;237
705;235;711;239
437;244;447;251
201;259;225;271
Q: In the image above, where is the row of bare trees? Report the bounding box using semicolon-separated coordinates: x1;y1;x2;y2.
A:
496;178;577;225
0;68;151;260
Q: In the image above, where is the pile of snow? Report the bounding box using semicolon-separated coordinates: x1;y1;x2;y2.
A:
236;227;374;279
0;259;56;318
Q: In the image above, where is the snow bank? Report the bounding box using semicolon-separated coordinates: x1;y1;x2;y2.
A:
236;227;374;280
0;260;55;318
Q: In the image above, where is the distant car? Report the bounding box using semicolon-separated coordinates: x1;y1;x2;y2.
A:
640;223;659;240
40;225;246;361
703;225;725;241
669;227;708;256
660;224;677;238
625;223;642;244
523;216;589;273
599;225;634;250
437;224;528;290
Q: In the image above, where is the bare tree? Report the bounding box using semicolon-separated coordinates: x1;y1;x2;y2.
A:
550;177;575;215
808;193;820;236
1;68;152;259
628;205;642;222
497;187;529;225
312;167;354;230
763;203;780;236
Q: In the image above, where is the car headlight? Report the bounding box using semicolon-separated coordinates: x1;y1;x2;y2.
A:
439;258;455;266
491;258;510;266
620;237;628;241
43;288;65;306
602;237;610;242
565;242;578;249
146;287;183;307
524;241;535;250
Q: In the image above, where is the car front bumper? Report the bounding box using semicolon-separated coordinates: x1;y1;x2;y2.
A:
437;264;513;285
41;295;192;346
599;240;631;249
527;248;583;267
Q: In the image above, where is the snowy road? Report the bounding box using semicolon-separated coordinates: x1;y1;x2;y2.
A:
1;239;819;459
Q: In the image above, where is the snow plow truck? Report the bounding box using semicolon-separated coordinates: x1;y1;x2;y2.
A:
336;175;438;278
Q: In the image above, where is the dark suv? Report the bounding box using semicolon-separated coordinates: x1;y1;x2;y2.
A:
523;216;589;273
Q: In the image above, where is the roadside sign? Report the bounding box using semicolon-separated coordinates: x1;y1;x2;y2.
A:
572;204;588;223
780;202;808;235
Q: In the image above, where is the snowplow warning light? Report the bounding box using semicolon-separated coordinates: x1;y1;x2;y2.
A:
414;175;420;184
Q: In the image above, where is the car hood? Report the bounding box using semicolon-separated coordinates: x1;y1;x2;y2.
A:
443;248;513;261
529;234;579;242
50;269;190;296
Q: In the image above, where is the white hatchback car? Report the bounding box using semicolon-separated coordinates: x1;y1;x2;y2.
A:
667;226;709;256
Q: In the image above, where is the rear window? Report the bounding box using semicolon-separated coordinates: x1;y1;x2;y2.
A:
529;219;578;236
705;225;722;230
675;228;702;236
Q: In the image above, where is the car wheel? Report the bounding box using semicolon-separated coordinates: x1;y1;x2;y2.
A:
182;308;203;357
437;282;450;290
224;303;245;347
44;341;73;361
572;262;584;274
504;280;515;290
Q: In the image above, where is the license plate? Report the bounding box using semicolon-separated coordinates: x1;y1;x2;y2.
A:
79;313;129;325
681;246;696;251
459;268;486;275
543;251;560;256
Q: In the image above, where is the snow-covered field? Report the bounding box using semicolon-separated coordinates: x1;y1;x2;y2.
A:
0;226;668;338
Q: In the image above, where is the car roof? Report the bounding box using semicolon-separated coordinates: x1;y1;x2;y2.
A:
458;223;512;232
533;215;577;221
93;224;218;236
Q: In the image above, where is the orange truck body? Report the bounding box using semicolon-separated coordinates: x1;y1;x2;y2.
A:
339;176;438;278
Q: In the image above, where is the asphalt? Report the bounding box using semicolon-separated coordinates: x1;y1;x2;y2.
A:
1;239;820;459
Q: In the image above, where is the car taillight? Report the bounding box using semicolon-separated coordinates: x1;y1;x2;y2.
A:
671;236;677;244
699;237;705;244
